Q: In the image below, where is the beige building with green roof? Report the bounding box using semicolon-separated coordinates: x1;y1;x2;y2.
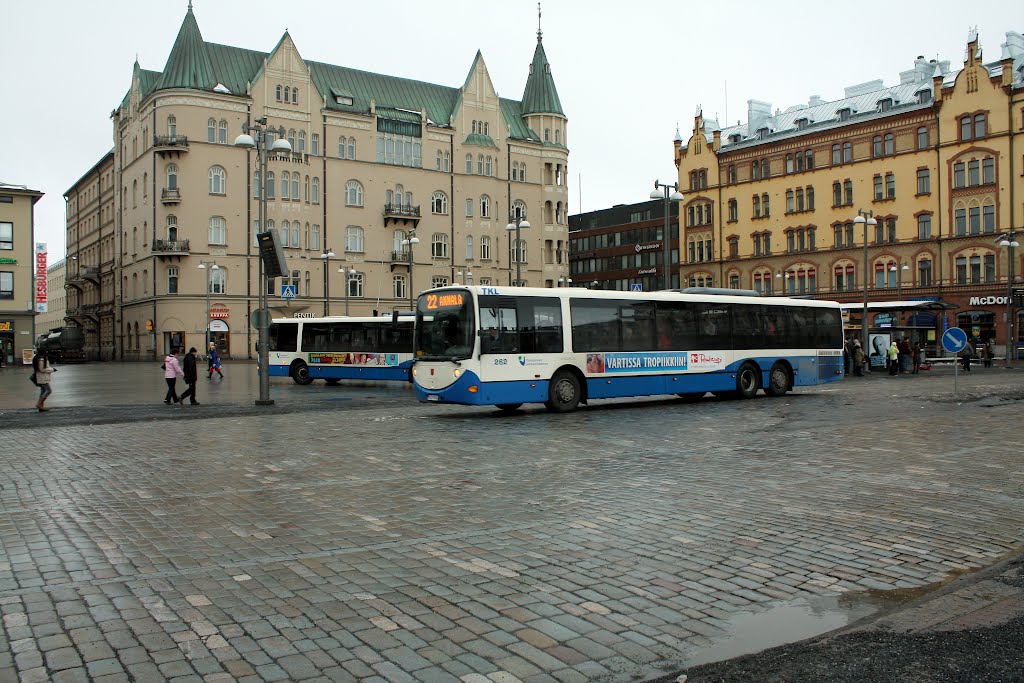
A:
65;4;568;361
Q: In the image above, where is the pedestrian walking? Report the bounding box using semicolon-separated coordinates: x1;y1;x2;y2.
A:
898;336;912;373
982;341;994;368
887;341;899;376
911;341;922;374
207;341;224;379
180;347;201;405
852;340;866;376
163;347;184;403
843;339;851;376
960;341;974;372
32;349;56;411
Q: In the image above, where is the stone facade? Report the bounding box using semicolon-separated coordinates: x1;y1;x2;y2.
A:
0;183;44;365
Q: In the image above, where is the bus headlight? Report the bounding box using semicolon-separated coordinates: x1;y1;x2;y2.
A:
453;368;463;379
412;367;418;377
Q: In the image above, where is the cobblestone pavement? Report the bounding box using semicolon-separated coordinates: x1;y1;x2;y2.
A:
1;365;1023;682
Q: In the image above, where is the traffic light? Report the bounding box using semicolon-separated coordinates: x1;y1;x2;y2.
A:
257;230;288;279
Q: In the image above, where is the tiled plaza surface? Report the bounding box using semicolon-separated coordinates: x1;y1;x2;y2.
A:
1;366;1023;682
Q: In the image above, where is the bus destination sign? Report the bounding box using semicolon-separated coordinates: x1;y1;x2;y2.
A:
425;292;465;310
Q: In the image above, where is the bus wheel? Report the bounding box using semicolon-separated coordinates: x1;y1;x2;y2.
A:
292;361;314;385
677;392;705;402
545;371;581;413
495;403;523;412
765;363;790;397
736;363;760;399
325;378;341;386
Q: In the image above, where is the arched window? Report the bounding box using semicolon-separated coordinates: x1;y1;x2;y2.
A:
339;136;347;158
477;155;484;175
480;195;491;218
345;180;363;206
291;222;300;247
443;151;450;172
436;150;443;170
304;175;310;202
311;133;319;156
485;156;492;176
480;236;491;260
265;171;275;199
280;171;290;200
166;164;178;190
348;272;364;297
555;129;560;145
512;161;519;181
166;214;178;241
292;87;297;104
287;129;296;150
276;85;282;101
347;137;355;160
208;118;216;142
211;266;226;294
291;173;299;199
298;131;306;153
218;120;227;144
466;235;474;260
208;166;226;195
465;154;473;174
883;133;894;156
312;177;320;204
393;274;407;300
167;115;176;139
284;86;290;102
431;191;448;214
512;200;527;221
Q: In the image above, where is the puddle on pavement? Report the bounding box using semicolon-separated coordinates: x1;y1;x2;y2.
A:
682;594;876;668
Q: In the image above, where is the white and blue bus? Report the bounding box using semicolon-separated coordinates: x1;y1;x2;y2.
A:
269;315;415;384
412;286;844;412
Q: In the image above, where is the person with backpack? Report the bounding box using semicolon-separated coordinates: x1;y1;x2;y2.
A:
32;349;56;411
163;347;184;403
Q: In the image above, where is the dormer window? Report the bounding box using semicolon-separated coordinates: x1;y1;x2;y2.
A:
795;118;809;130
757;127;770;140
728;133;742;144
877;98;893;113
336;95;353;106
916;89;932;104
837;108;851;121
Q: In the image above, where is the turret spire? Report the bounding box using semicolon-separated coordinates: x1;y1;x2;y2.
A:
537;2;542;42
521;5;563;116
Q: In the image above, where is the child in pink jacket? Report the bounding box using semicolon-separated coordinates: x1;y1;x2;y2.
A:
163;348;184;403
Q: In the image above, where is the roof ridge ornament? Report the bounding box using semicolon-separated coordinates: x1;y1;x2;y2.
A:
537;2;543;42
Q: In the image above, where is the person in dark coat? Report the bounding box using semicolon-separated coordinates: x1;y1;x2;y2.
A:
180;347;201;405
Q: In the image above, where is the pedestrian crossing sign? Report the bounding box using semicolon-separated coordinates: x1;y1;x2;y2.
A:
630;284;643;292
280;284;296;299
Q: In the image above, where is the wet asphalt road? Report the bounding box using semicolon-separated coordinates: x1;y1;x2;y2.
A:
0;361;1023;682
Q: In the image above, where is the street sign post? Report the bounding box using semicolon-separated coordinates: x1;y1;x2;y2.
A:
942;327;969;399
280;284;296;300
630;284;642;292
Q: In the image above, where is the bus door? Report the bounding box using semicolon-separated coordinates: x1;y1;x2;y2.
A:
479;297;518;355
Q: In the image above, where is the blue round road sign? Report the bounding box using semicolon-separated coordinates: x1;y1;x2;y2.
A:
941;327;968;353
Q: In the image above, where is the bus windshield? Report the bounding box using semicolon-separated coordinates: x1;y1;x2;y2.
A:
415;289;475;360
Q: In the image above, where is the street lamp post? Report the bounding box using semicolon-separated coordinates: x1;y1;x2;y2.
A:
234;117;291;405
505;215;531;286
650;181;684;290
558;276;572;287
337;266;353;316
889;261;910;326
456;270;473;286
999;229;1019;367
197;261;219;347
401;231;420;310
320;248;336;316
853;209;878;363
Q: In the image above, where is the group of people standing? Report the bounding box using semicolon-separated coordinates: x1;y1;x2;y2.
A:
844;336;924;377
162;342;223;405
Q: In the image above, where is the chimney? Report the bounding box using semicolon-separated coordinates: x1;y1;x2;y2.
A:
712;129;721;152
808;95;823;107
747;99;771;134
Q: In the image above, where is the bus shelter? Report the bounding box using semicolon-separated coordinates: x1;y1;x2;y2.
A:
839;301;958;365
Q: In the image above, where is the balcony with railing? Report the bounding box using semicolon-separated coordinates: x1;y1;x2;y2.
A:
161;188;181;205
153;135;189;154
67;265;100;287
391;250;411;262
153;238;190;255
383;203;421;226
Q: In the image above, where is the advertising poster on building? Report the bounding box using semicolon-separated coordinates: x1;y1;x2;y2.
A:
35;243;47;313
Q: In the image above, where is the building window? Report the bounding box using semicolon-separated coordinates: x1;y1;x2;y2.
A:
485;156;493;176
728;199;737;221
477;155;484;175
466;235;474;260
348;137;356;160
291;173;299;200
168;266;179;294
752;160;760;180
431;233;449;258
480;195;490;218
807;186;815;210
762;194;770;217
843;142;852;163
917;168;930;194
917;126;928;150
311;224;320;251
211;267;226;295
265;171;275;199
983;201;996;233
982;157;994;184
393;274;407;300
166;164;178;190
761;159;769;178
833;224;843;249
960;115;972;141
872;136;882;158
974;113;986;138
465;154;473;174
843;180;853;205
291;222;300;247
218;120;227;144
280;171;290;200
753;195;761;218
917;214;932;239
918;259;932;286
311;134;319;156
884;133;894;156
167;115;176;139
298;131;306;154
431;191;448;214
480;236;491;260
955;206;967;236
511;239;527;264
885;173;895;199
348;272;364;297
968;159;980;186
833;182;841;207
0;271;12;299
954;162;966;188
208;118;216;143
345;226;364;252
208;216;226;245
728;165;736;184
312;177;320;204
786;189;794;213
345;180;363;206
339;136;348;158
832;144;840;165
969;204;981;234
208;166;226;195
431;276;449;289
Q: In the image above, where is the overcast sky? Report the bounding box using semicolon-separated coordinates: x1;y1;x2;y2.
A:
2;0;1018;259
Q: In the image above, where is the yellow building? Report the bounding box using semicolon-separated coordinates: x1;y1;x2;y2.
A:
676;30;1023;357
0;182;44;365
66;4;569;361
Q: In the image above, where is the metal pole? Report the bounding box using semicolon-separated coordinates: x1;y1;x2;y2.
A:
408;243;414;311
515;219;522;285
256;130;272;405
1007;232;1017;368
344;269;350;316
323;251;329;317
205;266;211;347
663;187;671;290
861;210;871;369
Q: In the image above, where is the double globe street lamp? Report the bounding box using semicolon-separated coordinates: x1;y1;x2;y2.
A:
853;209;878;359
401;231;420;311
999;230;1020;367
506;216;530;286
197;261;219;347
338;265;355;316
320;249;336;316
234;117;291;405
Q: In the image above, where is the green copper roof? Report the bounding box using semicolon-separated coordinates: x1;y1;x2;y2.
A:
463;133;498;148
500;98;541;141
520;36;563;116
154;4;216;92
205;42;265;95
310;61;457;125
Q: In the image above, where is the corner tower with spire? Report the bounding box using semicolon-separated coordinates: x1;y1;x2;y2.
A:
520;2;566;148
